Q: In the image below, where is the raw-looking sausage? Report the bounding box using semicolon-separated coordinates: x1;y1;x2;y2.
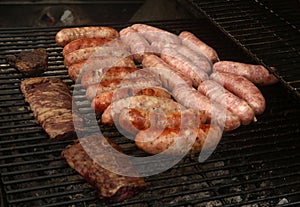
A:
213;61;278;86
210;72;266;115
64;46;131;66
68;56;135;82
101;95;185;126
118;108;207;135
142;55;193;90
56;26;119;47
198;80;255;125
81;66;139;88
120;26;153;63
179;31;220;63
161;47;209;87
172;84;241;131
135;124;222;155
62;37;114;56
131;24;181;45
92;87;172;114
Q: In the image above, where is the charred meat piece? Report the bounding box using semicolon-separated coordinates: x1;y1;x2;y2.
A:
7;48;48;76
20;77;82;139
61;134;146;203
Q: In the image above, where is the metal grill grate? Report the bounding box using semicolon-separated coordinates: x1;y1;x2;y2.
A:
178;0;300;100
0;20;300;207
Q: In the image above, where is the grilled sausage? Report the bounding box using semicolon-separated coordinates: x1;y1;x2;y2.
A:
161;47;209;87
81;66;139;88
135;124;222;155
68;56;135;82
213;61;278;86
172;84;241;131
131;24;181;45
55;26;119;47
210;72;266;115
179;31;220;63
62;37;114;56
92;87;171;114
142;55;193;90
198;80;255;125
64;46;131;66
101;95;185;126
86;76;162;100
120;26;153;63
118;108;207;135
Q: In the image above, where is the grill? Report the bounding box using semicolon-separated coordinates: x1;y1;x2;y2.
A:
179;0;300;100
1;3;300;207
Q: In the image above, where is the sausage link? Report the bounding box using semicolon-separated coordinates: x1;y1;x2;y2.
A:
56;26;119;47
91;86;171;114
142;55;193;90
161;47;208;87
172;84;241;131
198;80;255;125
210;72;266;115
213;61;278;86
62;37;113;56
135;124;222;155
118;108;207;135
179;31;219;63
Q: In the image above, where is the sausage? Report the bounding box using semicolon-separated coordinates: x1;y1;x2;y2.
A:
81;66;139;88
86;77;162;100
198;80;255;125
150;42;212;74
142;55;193;90
131;24;181;45
172;84;241;131
120;26;153;63
210;72;266;115
179;31;220;63
118;108;207;135
86;79;123;100
161;47;209;87
64;46;131;66
135;124;222;155
62;37;114;56
55;26;119;47
213;61;278;86
101;95;185;126
68;56;135;82
92;86;172;114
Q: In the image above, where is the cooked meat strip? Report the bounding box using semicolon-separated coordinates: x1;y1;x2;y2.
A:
20;77;82;139
6;48;48;76
61;134;146;203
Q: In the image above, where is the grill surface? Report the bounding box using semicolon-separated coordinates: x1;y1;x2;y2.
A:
0;19;300;207
178;0;300;100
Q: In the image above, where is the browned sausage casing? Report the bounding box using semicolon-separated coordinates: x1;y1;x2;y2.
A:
56;26;119;47
118;108;207;135
213;61;278;86
210;72;266;115
62;37;114;56
135;124;222;155
92;87;171;114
